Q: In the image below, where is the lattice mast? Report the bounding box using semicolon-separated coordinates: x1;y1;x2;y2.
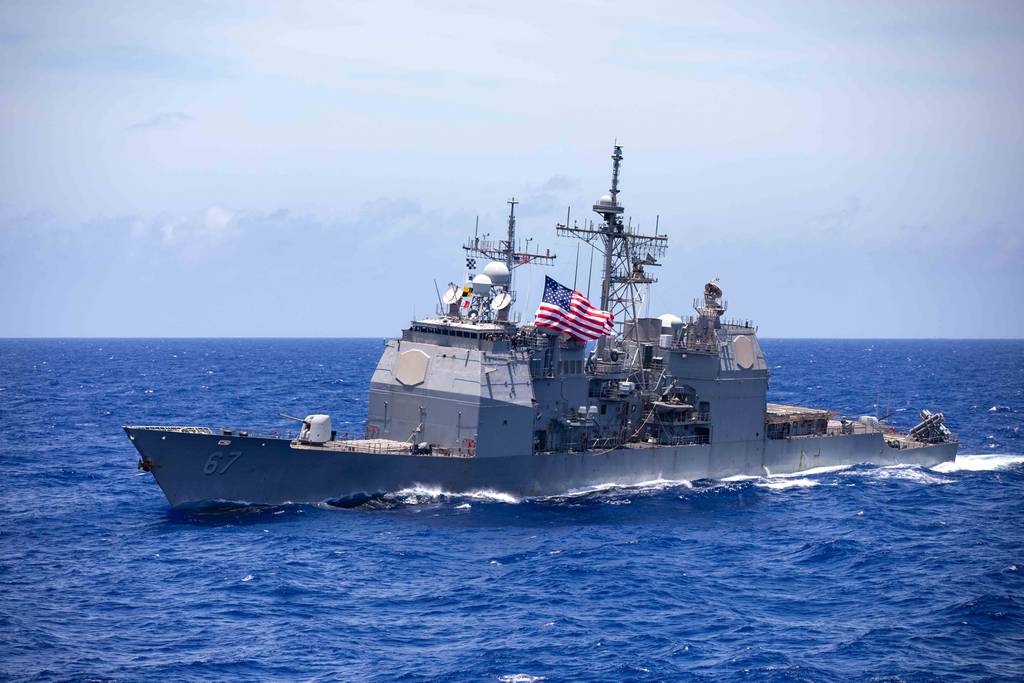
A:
556;144;668;354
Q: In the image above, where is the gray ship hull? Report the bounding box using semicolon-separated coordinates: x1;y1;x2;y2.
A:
126;427;957;508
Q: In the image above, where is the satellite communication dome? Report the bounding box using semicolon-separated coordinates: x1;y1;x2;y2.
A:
482;261;511;285
657;313;683;331
598;194;614;206
471;273;493;296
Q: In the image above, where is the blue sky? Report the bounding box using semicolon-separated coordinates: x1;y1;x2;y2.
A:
1;1;1021;337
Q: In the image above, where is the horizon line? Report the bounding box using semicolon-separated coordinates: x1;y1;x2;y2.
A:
1;336;1022;342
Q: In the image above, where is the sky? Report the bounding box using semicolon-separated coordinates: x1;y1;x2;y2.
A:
1;0;1022;338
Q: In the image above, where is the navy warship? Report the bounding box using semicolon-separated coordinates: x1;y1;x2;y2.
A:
126;145;957;508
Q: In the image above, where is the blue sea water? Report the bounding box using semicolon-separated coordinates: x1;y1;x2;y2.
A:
1;338;1022;682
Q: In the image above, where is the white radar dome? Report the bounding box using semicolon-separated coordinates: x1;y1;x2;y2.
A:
471;273;493;296
482;261;511;285
598;194;614;206
657;313;684;330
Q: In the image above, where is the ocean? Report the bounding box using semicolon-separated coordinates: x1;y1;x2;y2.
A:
1;338;1022;682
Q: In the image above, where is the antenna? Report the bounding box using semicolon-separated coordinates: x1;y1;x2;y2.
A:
610;138;622;205
490;290;513;311
586;240;595;298
462;197;556;314
464;200;556;269
572;241;580;290
432;279;444;312
506;197;517;279
440;284;460;305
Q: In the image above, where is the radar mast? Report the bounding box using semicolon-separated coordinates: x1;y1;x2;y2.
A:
556;143;668;354
463;197;557;309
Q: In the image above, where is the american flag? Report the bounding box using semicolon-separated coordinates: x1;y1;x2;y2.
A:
534;276;614;341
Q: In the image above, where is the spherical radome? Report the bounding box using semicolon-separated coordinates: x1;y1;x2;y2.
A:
482;261;511;285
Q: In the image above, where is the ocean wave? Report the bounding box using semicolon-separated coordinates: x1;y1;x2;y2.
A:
769;464;854;478
870;464;953;485
756;477;819;490
548;478;694;500
931;453;1024;473
384;485;521;505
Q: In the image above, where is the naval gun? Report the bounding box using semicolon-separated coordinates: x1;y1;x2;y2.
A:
279;413;333;445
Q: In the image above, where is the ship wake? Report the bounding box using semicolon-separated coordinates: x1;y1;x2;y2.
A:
931;453;1024;473
178;455;1023;514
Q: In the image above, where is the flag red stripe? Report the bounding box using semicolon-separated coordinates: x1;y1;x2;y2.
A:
537;305;609;336
537;305;607;333
535;317;594;341
569;295;613;323
535;311;606;339
567;304;613;327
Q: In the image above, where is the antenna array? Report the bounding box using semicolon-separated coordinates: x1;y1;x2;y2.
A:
463;198;557;286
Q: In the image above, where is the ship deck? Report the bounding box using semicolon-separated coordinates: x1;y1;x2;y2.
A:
765;403;833;422
293;438;475;458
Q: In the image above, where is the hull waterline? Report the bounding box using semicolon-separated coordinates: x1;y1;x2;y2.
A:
127;427;957;509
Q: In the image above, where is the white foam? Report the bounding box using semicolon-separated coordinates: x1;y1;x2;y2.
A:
558;481;627;497
462;489;520;504
771;464;854;478
757;477;819;490
388;485;520;504
742;464;854;490
873;464;951;485
553;478;693;499
932;453;1024;473
391;485;443;498
498;676;545;683
241;574;254;582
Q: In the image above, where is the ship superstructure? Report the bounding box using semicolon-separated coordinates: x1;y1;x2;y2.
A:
126;145;958;508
